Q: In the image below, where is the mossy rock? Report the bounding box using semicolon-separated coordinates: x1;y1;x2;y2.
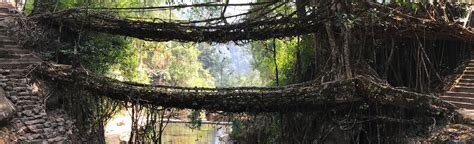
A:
0;87;15;125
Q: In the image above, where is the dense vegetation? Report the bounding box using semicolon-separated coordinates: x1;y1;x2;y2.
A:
10;0;473;143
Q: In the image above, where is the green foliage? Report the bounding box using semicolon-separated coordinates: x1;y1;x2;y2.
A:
196;43;264;87
27;0;271;142
196;43;229;86
250;38;300;85
186;110;202;129
166;42;215;87
230;118;242;138
21;0;35;15
57;32;148;83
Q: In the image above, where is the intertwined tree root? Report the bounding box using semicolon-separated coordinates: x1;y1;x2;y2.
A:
33;63;457;116
31;2;474;43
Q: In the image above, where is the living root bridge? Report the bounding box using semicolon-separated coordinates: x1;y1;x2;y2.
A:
34;6;329;43
33;2;474;43
34;63;456;114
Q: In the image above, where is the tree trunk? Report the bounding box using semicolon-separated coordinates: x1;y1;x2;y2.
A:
31;0;55;14
325;22;341;80
342;26;353;79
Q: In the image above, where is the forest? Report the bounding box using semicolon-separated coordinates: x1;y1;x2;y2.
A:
0;0;473;143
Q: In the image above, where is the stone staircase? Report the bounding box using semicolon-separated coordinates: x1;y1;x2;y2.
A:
441;60;474;109
0;3;74;143
0;3;14;19
440;58;474;120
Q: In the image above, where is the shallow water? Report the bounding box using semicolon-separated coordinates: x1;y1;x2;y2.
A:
105;113;232;144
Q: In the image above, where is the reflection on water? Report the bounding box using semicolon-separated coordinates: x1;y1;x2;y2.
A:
162;123;232;144
105;113;233;144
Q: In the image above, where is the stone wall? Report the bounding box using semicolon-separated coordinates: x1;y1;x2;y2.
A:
0;67;76;143
0;9;77;142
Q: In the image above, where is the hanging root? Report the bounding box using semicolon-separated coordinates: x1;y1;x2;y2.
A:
33;62;458;116
29;2;474;43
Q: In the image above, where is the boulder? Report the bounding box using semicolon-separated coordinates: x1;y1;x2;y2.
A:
0;87;15;124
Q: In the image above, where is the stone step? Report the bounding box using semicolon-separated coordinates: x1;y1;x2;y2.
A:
439;95;474;103
451;86;474;93
0;47;32;52
48;137;67;143
0;36;14;40
0;69;26;74
0;13;8;17
17;101;42;106
0;53;37;59
457;109;474;123
459;79;474;83
0;48;31;54
10;86;29;91
2;44;21;48
0;8;15;14
0;39;16;45
18;105;39;110
21;115;46;121
8;77;28;82
0;47;24;52
26;124;44;133
0;50;31;53
463;70;474;75
443;92;474;98
0;60;39;65
0;57;37;62
459;109;474;113
0;50;31;58
16;96;40;101
20;116;44;122
456;82;474;87
0;62;39;69
5;62;39;68
4;74;27;79
465;67;474;71
17;92;35;96
21;107;43;113
0;54;35;58
23;119;46;125
32;114;46;119
462;74;474;79
0;49;34;54
445;101;474;109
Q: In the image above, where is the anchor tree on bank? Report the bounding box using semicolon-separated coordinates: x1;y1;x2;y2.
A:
7;0;474;143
